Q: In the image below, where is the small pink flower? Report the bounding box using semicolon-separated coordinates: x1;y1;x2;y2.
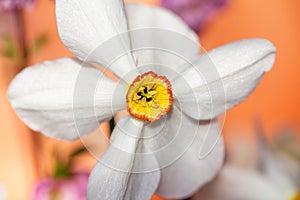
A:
31;174;89;200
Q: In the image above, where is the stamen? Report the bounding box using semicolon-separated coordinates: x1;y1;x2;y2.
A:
291;192;300;200
126;71;173;122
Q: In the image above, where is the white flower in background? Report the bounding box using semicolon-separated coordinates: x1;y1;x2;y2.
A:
7;0;276;199
0;185;5;200
190;126;300;200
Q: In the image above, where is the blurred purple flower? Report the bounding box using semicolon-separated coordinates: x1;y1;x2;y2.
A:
31;174;89;200
0;0;35;11
161;0;229;32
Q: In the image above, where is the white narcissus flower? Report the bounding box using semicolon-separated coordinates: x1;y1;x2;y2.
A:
190;164;300;200
7;0;276;199
190;130;300;200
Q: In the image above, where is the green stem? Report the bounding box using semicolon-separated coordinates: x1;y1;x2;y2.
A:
13;8;28;69
13;8;41;177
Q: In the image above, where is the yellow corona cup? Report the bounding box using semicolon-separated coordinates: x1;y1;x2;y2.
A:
126;71;173;122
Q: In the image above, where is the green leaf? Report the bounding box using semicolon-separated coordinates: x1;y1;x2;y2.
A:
28;33;49;53
1;35;18;60
70;146;87;158
34;34;48;50
54;162;71;178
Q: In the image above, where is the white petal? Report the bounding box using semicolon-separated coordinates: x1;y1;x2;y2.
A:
8;58;126;141
270;152;300;188
173;38;276;119
192;165;293;200
125;3;200;80
155;117;224;199
141;106;197;170
56;0;137;82
254;129;297;191
87;116;160;200
126;3;198;44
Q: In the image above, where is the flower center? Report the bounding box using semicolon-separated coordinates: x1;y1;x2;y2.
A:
126;71;173;122
291;192;300;200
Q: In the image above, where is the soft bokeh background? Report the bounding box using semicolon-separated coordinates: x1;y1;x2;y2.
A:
0;0;300;199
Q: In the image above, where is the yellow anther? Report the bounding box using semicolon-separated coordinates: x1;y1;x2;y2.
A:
126;71;173;122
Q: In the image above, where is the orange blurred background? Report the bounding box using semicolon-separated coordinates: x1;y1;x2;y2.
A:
0;0;300;199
